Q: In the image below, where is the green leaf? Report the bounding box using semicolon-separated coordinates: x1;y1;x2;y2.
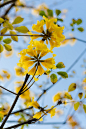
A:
57;71;68;78
72;19;76;24
68;83;76;92
78;27;84;32
47;9;53;17
39;10;47;17
50;74;58;84
84;93;86;98
44;70;51;75
0;114;3;122
55;9;61;16
4;21;13;30
78;92;83;99
74;102;80;110
70;23;73;27
72;28;74;31
10;31;18;42
4;44;12;51
3;38;11;44
0;36;3;41
83;104;86;113
76;19;82;25
57;18;63;22
12;16;24;24
1;28;8;34
0;44;4;53
64;92;72;100
0;18;4;23
56;62;65;69
15;26;29;33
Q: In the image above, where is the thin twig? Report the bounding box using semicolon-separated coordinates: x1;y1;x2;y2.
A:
0;74;29;129
21;75;40;94
1;3;15;19
6;48;86;115
0;0;15;8
15;5;34;8
0;35;86;43
0;34;44;37
21;64;39;94
64;37;86;43
0;85;17;95
3;102;59;129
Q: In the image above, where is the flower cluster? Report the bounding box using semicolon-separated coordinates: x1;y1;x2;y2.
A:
18;40;56;78
27;97;56;121
18;17;65;78
28;16;65;50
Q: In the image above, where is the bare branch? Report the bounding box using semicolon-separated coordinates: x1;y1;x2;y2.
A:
0;85;17;95
0;0;15;8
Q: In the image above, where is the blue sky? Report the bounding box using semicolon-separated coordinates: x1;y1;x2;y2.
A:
0;0;86;129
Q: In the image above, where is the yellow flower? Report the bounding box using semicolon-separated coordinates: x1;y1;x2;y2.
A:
32;20;45;33
32;105;56;121
17;40;56;77
82;78;86;84
15;67;25;76
27;97;40;109
33;112;43;121
15;82;31;101
0;70;11;81
0;75;3;80
3;70;11;79
53;92;63;102
47;106;56;118
28;16;65;50
0;103;10;115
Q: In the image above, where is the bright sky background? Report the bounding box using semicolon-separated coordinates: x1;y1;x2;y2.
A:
0;0;86;129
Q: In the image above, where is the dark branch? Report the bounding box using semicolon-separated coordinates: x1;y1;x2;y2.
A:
4;48;86;116
0;0;15;8
0;74;29;129
0;35;86;43
1;3;15;19
3;118;37;129
65;37;86;43
0;85;17;95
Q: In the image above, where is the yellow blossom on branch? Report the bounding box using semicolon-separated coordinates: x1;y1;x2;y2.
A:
28;16;65;50
0;103;10;116
46;106;56;118
15;81;31;101
33;112;43;121
17;40;56;77
27;97;40;109
0;70;11;81
15;67;25;76
53;92;63;102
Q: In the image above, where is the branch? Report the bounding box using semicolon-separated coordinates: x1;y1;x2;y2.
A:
0;35;86;43
3;118;38;129
0;0;15;8
65;37;86;43
5;120;66;124
0;74;29;129
37;48;86;101
1;3;15;19
15;5;34;8
5;48;86;115
3;102;61;129
0;85;17;95
0;34;44;37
